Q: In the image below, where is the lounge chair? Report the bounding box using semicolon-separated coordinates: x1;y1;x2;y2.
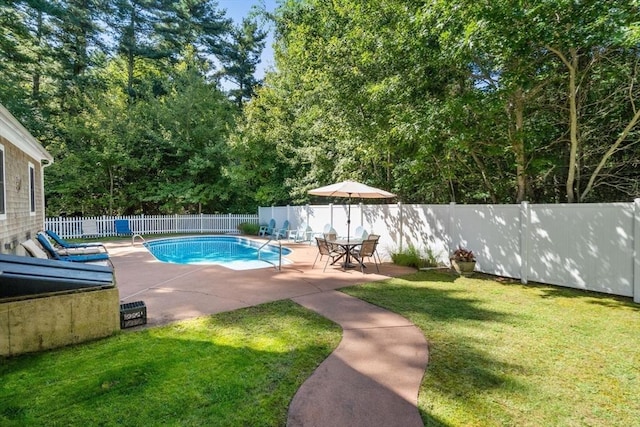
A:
46;230;106;251
37;232;104;256
114;219;144;245
274;220;290;240
21;239;49;259
259;219;276;236
35;233;112;265
313;237;343;272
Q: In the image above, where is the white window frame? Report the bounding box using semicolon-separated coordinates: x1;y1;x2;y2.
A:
29;162;36;216
0;144;5;220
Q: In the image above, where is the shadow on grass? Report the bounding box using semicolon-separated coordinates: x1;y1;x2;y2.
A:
469;271;639;311
342;270;531;425
0;300;340;426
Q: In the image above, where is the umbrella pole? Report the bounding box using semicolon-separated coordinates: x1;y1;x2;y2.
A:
346;196;352;268
347;195;351;244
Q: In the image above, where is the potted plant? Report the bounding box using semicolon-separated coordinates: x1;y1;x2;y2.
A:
450;246;476;276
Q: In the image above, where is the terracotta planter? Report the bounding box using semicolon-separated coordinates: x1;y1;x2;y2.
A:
450;259;476;276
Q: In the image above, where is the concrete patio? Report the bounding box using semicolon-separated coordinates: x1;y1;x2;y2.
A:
108;237;428;427
109;238;416;326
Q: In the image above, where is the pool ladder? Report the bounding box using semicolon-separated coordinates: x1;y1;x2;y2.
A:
258;238;283;271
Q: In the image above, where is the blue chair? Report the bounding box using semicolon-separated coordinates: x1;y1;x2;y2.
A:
115;219;144;245
46;230;106;251
36;233;111;264
259;219;276;236
274;220;290;240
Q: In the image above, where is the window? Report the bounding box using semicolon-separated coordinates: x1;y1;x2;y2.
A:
29;162;36;215
0;145;5;218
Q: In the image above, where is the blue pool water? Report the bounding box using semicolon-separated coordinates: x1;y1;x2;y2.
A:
144;236;292;270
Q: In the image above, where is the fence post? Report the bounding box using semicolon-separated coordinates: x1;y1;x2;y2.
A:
329;203;334;228
398;202;403;252
634;198;640;303
228;213;232;234
448;202;456;259
520;201;530;284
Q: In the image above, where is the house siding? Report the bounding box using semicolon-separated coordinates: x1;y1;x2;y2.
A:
0;135;44;254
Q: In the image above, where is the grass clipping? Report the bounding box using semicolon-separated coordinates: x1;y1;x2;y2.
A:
0;300;340;426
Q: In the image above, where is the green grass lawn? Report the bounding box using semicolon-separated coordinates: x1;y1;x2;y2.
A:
342;271;640;427
0;300;340;426
2;272;639;426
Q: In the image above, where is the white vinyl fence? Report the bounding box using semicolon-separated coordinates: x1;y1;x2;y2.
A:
260;200;640;302
45;214;259;238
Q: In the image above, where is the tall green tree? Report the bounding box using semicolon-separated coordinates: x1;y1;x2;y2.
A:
220;17;267;109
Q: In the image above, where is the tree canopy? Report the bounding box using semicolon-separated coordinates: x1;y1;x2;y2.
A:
1;0;638;216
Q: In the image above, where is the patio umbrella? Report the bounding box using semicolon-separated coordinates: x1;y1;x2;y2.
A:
308;180;396;244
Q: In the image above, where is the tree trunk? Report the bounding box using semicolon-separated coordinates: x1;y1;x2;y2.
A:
469;150;498;203
565;48;580;203
108;165;114;215
509;88;527;203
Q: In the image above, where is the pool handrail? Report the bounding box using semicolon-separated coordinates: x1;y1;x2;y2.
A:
258;238;282;271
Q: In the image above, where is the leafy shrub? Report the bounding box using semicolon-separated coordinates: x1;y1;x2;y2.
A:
237;222;260;235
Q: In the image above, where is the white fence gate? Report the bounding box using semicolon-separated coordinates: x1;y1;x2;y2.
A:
259;200;640;302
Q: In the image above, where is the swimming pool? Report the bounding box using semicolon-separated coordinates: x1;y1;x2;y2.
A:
144;236;292;270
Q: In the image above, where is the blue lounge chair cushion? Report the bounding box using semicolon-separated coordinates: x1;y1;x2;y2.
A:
36;234;110;262
46;230;105;249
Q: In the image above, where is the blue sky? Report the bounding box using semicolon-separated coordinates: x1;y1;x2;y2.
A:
216;0;278;80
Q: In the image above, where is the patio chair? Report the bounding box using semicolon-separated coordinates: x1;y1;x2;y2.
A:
289;222;314;243
353;225;369;240
352;236;380;273
46;230;107;252
114;219;144;245
259;218;276;236
313;237;343;272
38;232;105;255
274;219;290;240
36;233;112;265
323;224;337;242
81;219;99;238
366;234;382;264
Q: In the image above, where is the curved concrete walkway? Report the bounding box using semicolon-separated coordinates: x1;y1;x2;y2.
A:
109;240;429;426
288;291;429;427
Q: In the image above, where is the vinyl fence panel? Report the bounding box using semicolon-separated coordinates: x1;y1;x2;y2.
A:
260;201;639;302
527;204;635;297
399;204;450;265
452;204;522;278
